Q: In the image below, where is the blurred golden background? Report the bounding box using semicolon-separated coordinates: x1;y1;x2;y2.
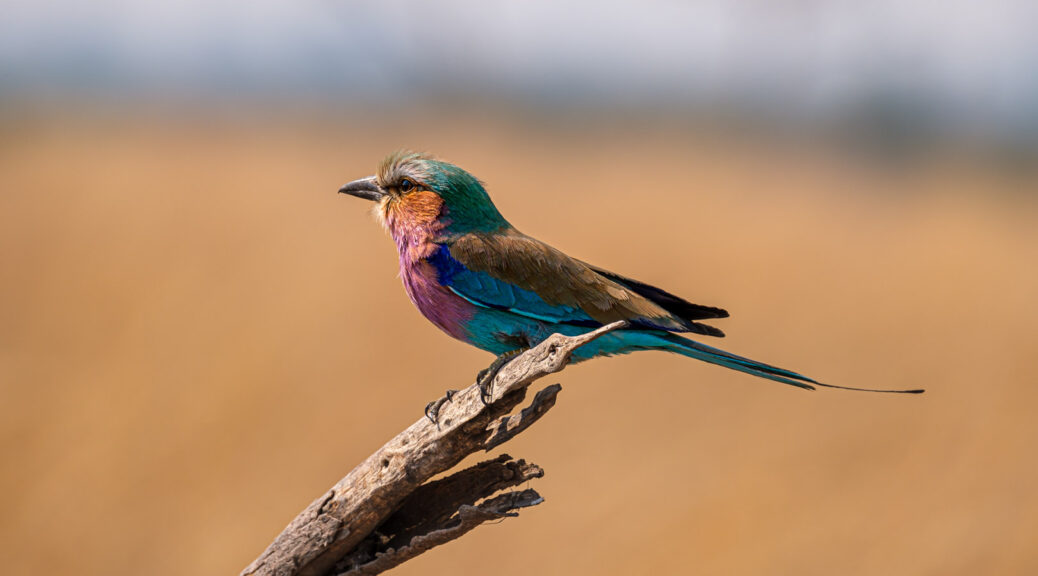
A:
2;2;1038;575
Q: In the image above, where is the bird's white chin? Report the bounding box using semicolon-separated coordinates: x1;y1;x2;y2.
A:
372;199;391;231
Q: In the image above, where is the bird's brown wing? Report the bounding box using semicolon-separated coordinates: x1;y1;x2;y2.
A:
584;265;729;320
447;229;725;336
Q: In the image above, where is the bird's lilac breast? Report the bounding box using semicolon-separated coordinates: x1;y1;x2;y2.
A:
399;256;475;342
387;204;475;343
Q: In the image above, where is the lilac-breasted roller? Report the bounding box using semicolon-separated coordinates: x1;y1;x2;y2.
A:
339;152;922;418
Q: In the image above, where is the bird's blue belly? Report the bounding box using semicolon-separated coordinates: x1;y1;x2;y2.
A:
463;308;673;361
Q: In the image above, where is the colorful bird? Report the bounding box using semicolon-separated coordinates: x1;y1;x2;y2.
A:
339;152;922;419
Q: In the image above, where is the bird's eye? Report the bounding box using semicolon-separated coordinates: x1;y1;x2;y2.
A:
399;178;415;193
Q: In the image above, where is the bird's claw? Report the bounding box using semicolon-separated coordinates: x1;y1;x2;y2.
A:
424;399;444;425
476;362;503;405
476;372;493;405
429;350;527;424
476;349;526;405
424;389;459;426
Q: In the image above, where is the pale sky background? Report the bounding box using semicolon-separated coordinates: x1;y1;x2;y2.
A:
2;0;1036;138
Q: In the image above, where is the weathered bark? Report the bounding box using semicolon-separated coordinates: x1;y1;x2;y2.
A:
242;321;629;576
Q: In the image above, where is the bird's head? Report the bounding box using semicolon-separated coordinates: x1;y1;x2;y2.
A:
339;151;508;237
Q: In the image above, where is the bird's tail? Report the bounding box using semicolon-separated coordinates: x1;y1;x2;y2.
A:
655;332;924;394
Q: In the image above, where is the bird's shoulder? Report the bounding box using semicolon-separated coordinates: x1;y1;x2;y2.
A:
442;229;592;296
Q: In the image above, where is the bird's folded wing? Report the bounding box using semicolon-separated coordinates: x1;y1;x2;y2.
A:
438;231;725;336
583;265;729;320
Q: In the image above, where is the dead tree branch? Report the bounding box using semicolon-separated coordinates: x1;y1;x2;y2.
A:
242;321;629;576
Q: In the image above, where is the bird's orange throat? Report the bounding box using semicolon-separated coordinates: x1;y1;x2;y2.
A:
380;190;447;259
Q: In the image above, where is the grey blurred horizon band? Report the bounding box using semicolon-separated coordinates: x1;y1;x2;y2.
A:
2;0;1037;140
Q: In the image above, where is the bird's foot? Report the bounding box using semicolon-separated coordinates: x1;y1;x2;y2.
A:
476;348;528;405
424;389;459;426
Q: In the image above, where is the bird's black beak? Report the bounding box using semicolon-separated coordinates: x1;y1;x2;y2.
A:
338;176;386;201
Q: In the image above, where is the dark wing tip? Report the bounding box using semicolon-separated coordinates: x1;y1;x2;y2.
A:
686;304;729;319
588;266;730;321
690;321;726;338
